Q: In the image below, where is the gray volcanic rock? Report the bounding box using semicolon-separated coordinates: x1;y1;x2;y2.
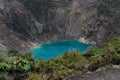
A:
66;68;120;80
0;0;120;52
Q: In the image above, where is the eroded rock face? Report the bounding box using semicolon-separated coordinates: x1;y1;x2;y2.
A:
0;0;120;52
0;0;43;37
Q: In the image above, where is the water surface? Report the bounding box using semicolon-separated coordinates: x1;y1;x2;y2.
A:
30;40;93;60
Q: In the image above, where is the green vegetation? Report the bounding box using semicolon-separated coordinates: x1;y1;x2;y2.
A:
32;33;41;38
101;0;118;4
48;1;68;8
0;38;120;79
97;0;120;17
74;12;81;16
0;43;8;61
25;0;48;17
25;0;68;12
25;0;43;12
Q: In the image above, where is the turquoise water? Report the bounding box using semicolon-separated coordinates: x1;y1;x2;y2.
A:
30;40;93;60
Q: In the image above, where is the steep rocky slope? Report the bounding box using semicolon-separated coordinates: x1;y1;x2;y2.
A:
0;0;120;52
